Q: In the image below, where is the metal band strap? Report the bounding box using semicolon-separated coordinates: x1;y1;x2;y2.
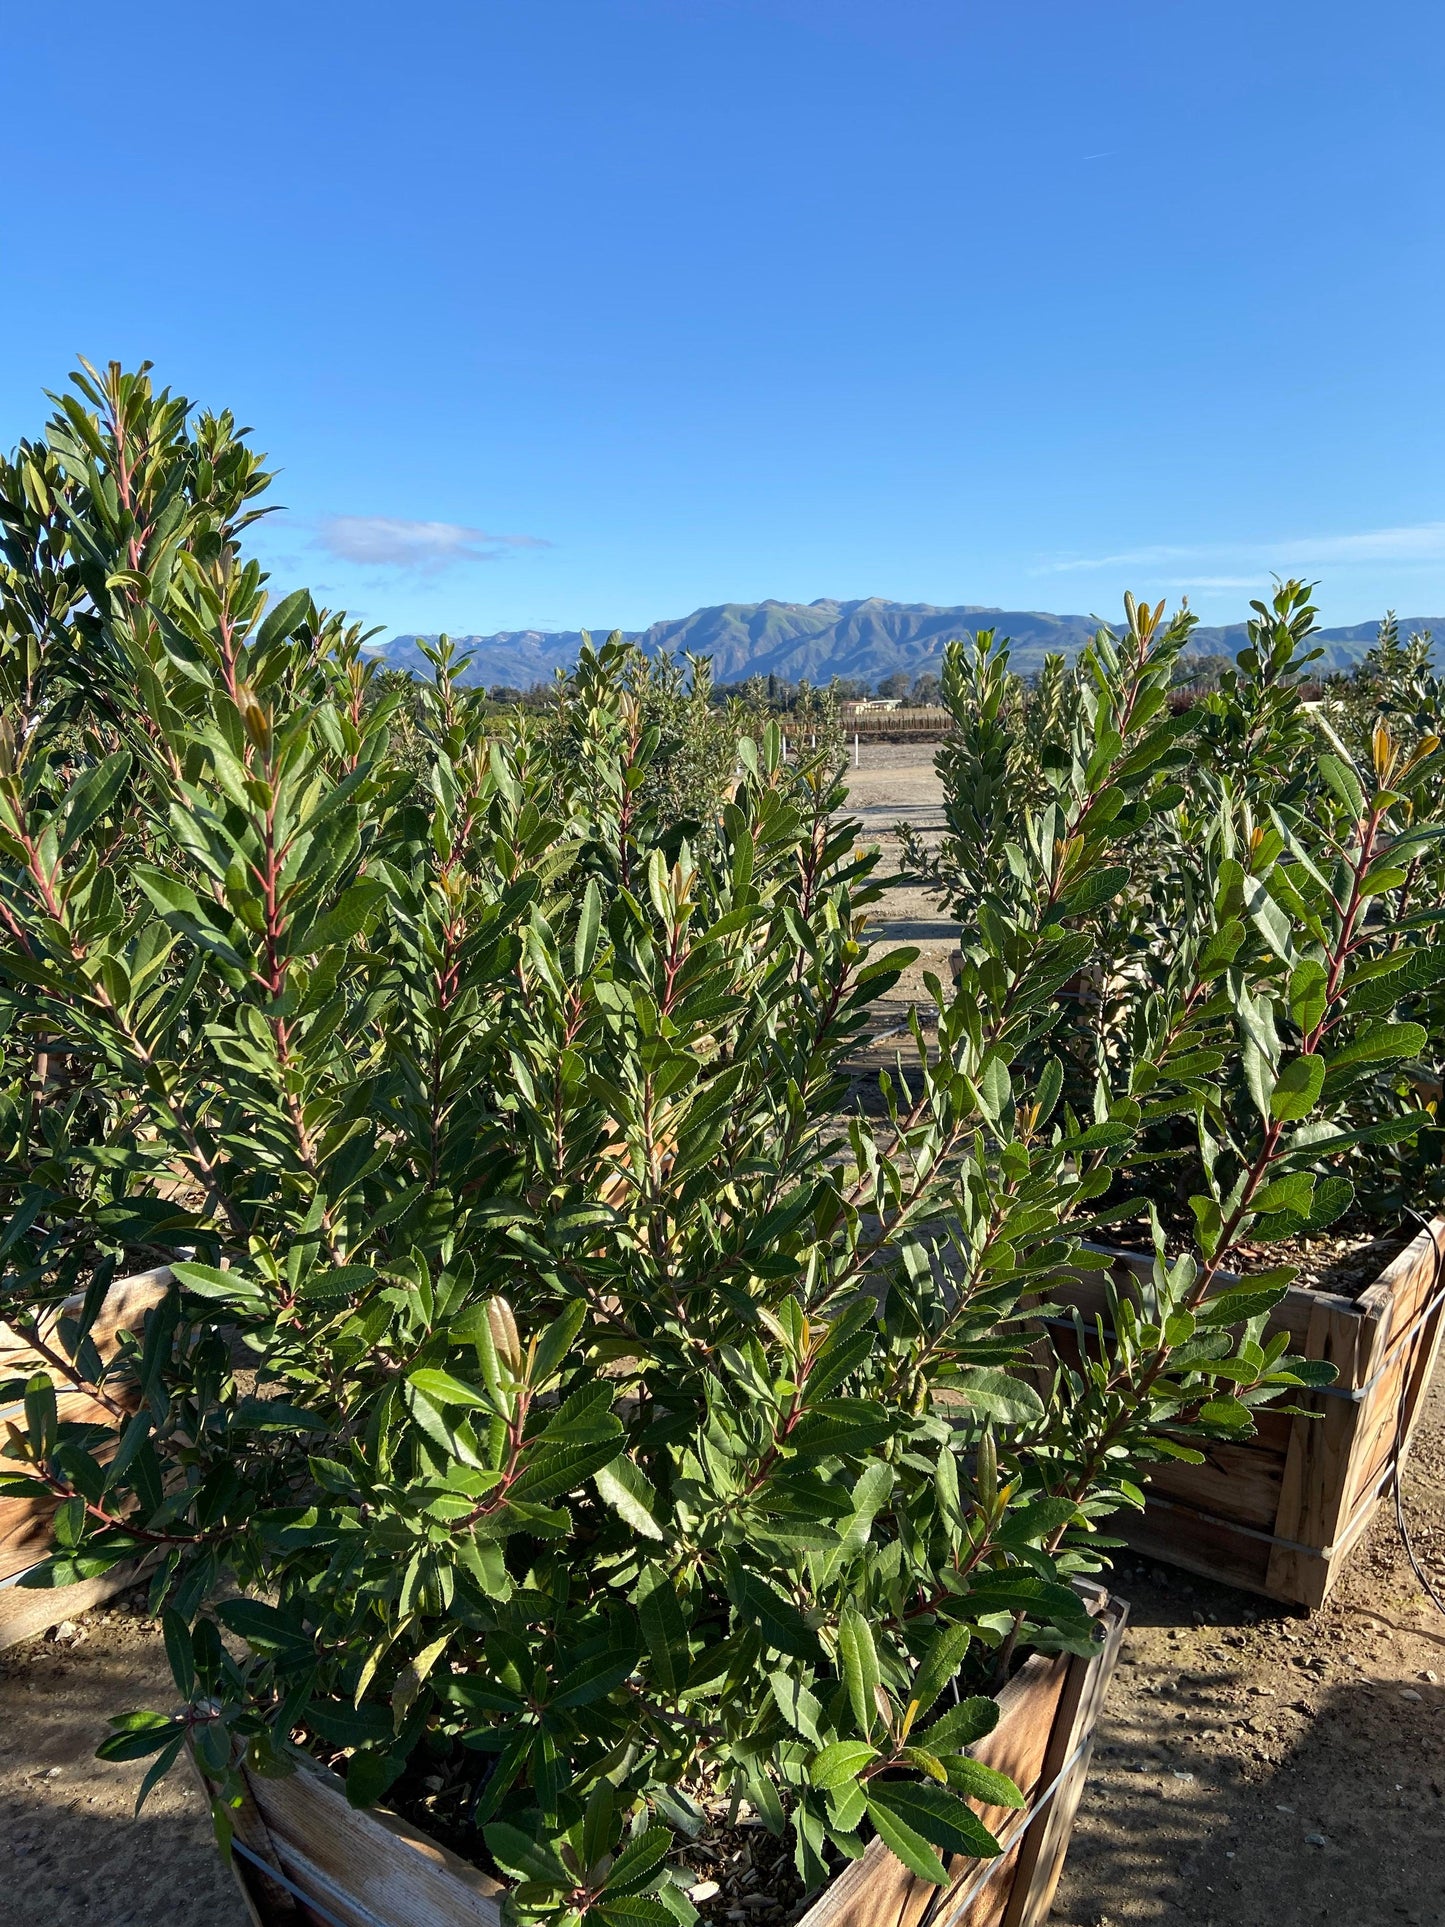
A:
1131;1453;1395;1564
229;1835;377;1927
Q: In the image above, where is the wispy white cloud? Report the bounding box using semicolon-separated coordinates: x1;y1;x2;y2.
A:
316;515;550;573
1039;522;1445;576
1152;575;1266;591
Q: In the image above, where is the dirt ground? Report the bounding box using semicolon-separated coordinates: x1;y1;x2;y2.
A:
1;747;1441;1926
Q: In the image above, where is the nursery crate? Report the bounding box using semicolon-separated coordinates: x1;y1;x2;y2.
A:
0;1264;171;1647
1042;1218;1445;1609
204;1589;1128;1927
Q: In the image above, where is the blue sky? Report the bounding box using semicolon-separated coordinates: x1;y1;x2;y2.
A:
3;1;1442;638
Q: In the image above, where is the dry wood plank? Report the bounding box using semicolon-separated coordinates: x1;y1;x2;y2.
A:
1265;1292;1380;1607
907;1589;1122;1927
217;1594;1123;1927
1047;1229;1445;1607
0;1389;129;1582
943;1651;1069;1927
1390;1233;1445;1486
798;1839;920;1927
233;1753;504;1927
1140;1435;1288;1531
1001;1596;1127;1927
1116;1497;1274;1594
1374;1217;1445;1327
0;1558;148;1649
0;1269;171;1640
1069;1247;1329;1352
0;1265;172;1372
797;1655;1071;1927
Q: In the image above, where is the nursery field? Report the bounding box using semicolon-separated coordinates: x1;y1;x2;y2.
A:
3;743;1441;1927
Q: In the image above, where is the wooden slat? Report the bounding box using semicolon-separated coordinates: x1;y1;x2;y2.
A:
1002;1596;1127;1927
1265;1293;1377;1605
1140;1434;1289;1531
0;1558;148;1650
1389;1232;1445;1486
0;1390;128;1582
0;1268;170;1640
231;1753;504;1927
1044;1227;1445;1607
943;1651;1070;1927
0;1265;172;1372
797;1839;919;1927
1117;1497;1274;1593
802;1588;1124;1927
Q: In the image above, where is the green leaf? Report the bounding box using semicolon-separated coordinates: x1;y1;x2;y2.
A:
947;1369;1043;1425
602;1826;674;1897
550;1646;638;1709
59;752;131;856
97;1712;185;1762
940;1757;1026;1808
808;1740;879;1790
862;1794;950;1886
574;877;603;979
908;1621;972;1723
637;1569;689;1698
408;1367;489;1406
725;1566;820;1661
306;879;386;952
1242;877;1296;965
595;1457;664;1540
1287;959;1327;1036
769;1670;824;1744
1325;1021;1427;1076
171;1261;267;1307
484;1822;570;1885
256;585;312;650
1317;753;1365;820
838;1604;882;1735
298;1265;375;1301
1270;1053;1325;1121
866;1780;1004;1860
214;1598;314;1666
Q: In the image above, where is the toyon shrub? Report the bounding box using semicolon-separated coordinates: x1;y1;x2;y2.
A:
3;366;1438;1925
917;586;1445;1237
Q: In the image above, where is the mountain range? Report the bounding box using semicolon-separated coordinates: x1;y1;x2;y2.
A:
370;597;1441;690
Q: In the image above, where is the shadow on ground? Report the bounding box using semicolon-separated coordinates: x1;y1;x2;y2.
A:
1056;1538;1445;1926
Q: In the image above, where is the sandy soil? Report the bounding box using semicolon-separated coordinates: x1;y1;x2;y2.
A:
2;748;1440;1925
0;1593;249;1927
1054;1367;1445;1927
839;743;956;1107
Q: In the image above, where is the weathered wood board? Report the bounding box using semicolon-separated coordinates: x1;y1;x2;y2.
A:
1042;1218;1445;1608
0;1266;171;1646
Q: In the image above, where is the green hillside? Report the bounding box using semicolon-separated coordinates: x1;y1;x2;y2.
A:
373;598;1438;689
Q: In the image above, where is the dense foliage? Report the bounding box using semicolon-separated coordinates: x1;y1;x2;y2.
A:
914;590;1445;1225
3;368;1434;1927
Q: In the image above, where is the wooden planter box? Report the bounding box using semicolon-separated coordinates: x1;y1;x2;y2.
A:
0;1265;171;1647
1042;1217;1445;1609
205;1589;1127;1927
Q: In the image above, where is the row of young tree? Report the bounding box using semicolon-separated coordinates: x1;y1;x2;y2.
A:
0;364;1441;1924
